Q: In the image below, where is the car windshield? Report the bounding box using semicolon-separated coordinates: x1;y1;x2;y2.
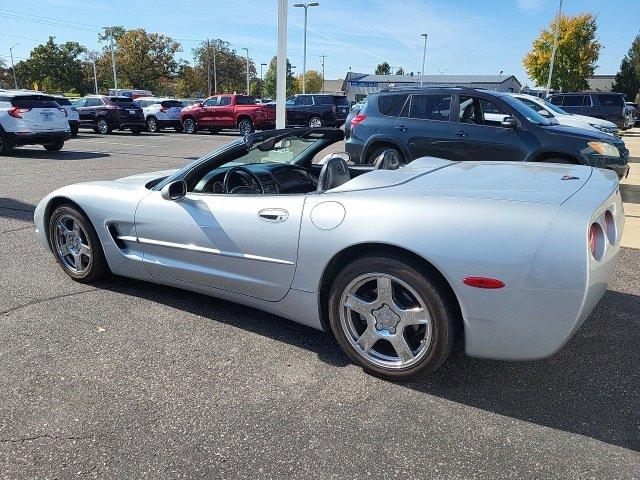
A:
500;94;552;125
228;136;319;167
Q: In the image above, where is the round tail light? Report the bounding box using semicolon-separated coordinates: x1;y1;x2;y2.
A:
589;222;604;260
604;210;616;245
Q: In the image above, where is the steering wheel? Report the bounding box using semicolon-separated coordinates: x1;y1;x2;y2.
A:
223;166;264;194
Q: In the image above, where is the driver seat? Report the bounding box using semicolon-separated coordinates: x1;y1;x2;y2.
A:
317;157;350;192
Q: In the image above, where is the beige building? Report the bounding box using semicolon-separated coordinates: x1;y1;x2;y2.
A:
586;75;616;91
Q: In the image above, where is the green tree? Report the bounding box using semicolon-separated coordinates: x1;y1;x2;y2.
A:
375;62;391;75
613;33;640;101
523;13;601;91
192;40;257;94
297;69;323;93
14;37;87;93
262;56;297;98
395;67;405;75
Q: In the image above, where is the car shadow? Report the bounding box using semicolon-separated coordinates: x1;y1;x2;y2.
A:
0;198;36;221
7;148;110;161
101;276;639;452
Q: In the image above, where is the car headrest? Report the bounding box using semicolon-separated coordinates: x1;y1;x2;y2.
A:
317;157;351;192
373;149;403;170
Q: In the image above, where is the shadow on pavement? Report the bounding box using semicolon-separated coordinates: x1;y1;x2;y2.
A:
0;198;36;220
621;184;640;204
7;148;110;161
104;276;640;452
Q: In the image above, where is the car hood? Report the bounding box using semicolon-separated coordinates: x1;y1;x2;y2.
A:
543;123;621;142
568;114;617;127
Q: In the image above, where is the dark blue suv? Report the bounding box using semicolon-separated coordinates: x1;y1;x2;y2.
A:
345;87;629;179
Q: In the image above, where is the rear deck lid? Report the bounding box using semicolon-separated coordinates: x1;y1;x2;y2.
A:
12;95;68;132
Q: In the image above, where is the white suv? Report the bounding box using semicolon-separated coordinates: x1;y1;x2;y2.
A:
511;93;619;137
136;97;183;132
53;95;80;137
0;90;70;155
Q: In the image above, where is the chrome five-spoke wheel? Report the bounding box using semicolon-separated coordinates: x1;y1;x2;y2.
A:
54;214;92;274
340;273;432;368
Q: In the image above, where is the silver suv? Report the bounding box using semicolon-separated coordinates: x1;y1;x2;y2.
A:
0;90;70;155
136;97;183;132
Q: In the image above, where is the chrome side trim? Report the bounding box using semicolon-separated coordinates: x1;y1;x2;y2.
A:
119;235;294;265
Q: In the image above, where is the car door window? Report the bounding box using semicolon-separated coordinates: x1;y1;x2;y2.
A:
478;98;510;126
378;94;409;117
549;96;564;106
73;98;86;108
458;96;480;124
86;97;103;107
219;96;232;106
562;95;587;107
203;97;218;107
286;97;295;106
407;94;451;121
295;96;313;106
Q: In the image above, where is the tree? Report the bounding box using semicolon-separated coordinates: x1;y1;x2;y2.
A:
613;33;640;101
297;69;323;93
523;13;601;91
375;62;391;75
192;40;257;94
262;56;298;98
14;37;87;93
395;67;405;75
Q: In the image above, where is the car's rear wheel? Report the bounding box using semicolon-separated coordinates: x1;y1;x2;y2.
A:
48;205;110;283
183;118;197;134
95;118;110;134
70;124;79;137
328;254;455;380
44;141;64;152
238;119;254;136
146;116;159;132
309;116;323;128
367;146;404;166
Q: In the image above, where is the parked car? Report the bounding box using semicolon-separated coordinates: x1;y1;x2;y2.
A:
285;94;349;128
35;127;624;379
73;95;146;134
344;100;366;139
0;90;70;155
180;94;276;135
511;93;619;137
547;92;629;129
626;102;639;127
52;95;80;137
136;97;183;132
346;87;629;179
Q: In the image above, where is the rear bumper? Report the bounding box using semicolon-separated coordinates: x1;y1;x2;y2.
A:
5;131;71;146
345;139;365;163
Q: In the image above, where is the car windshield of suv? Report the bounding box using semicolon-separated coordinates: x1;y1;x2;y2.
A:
499;95;552;125
110;97;139;106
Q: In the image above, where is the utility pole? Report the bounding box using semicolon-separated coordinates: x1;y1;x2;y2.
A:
420;33;428;86
260;62;267;97
206;39;212;97
9;43;18;89
213;42;217;94
546;0;563;96
321;54;325;93
109;27;118;95
88;51;99;94
293;2;319;94
242;47;249;94
276;0;287;128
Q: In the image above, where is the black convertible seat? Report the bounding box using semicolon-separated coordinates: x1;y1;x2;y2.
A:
317;157;351;192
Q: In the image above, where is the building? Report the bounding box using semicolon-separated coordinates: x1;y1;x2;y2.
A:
586;75;616;92
341;73;522;102
321;79;344;95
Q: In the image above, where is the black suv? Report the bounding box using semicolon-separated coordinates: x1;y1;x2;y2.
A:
345;87;629;179
285;94;349;128
548;92;629;129
73;95;146;134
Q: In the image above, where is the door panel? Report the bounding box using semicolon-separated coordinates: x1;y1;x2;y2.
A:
134;192;306;301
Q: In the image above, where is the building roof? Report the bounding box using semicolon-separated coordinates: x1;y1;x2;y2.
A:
342;72;522;91
322;79;344;94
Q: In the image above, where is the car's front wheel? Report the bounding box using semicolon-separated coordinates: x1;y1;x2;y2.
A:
238;118;254;136
146;116;159;132
182;118;197;134
328;254;455;380
48;205;110;283
309;116;323;128
44;141;64;152
95;118;110;134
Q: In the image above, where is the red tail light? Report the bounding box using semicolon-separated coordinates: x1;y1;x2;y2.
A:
463;277;505;289
8;107;30;118
58;107;67;117
351;113;367;128
588;222;603;259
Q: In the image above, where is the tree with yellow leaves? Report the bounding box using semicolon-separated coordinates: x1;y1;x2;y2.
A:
523;13;601;91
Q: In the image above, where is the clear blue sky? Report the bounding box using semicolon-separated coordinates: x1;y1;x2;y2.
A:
1;0;638;87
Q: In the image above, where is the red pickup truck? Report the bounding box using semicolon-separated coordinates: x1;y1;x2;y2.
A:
180;94;275;135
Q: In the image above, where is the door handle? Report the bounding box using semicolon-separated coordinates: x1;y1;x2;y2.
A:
258;208;289;222
395;125;408;132
454;130;466;137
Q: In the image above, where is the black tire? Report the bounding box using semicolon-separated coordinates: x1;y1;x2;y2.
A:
48;204;110;283
238;118;254;136
309;116;323;128
182;118;197;134
328;254;456;380
367;146;404;166
43;141;64;152
70;124;79;137
0;131;11;155
130;127;143;135
95;117;110;134
146;116;159;132
174;125;182;133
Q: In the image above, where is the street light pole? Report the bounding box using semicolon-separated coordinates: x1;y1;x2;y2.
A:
260;62;267;97
242;47;249;94
293;2;319;94
276;0;287;128
420;33;428;86
213;41;217;94
87;51;99;94
546;0;563;96
206;39;212;97
108;27;118;95
9;43;18;89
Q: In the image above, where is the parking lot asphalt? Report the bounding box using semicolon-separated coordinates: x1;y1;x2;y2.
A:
1;130;639;479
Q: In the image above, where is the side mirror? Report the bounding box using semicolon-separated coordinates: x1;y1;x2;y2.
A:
501;117;518;128
538;109;551;117
160;180;187;201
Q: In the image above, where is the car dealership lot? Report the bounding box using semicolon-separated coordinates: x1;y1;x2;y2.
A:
1;131;639;478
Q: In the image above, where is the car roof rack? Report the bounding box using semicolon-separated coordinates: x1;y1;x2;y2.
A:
378;85;486;93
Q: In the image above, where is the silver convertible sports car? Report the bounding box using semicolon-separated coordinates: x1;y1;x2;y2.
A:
35;128;624;379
